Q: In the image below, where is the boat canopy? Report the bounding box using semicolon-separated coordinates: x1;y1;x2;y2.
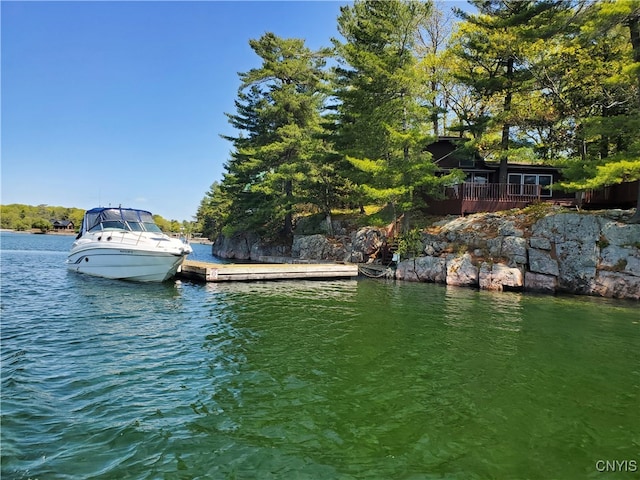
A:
82;207;161;233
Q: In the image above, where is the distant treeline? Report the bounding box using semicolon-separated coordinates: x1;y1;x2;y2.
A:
1;204;85;232
0;204;191;233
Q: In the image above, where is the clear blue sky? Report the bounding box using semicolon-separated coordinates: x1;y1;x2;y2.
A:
2;1;465;222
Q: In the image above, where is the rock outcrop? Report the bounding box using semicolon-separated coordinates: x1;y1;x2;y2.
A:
212;231;290;260
396;210;640;300
213;227;387;264
212;209;639;300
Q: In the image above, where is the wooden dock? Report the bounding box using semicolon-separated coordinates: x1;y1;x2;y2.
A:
177;260;359;282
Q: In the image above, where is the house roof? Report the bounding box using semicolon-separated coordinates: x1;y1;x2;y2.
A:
497;163;561;172
427;137;562;174
52;220;74;227
426;137;482;167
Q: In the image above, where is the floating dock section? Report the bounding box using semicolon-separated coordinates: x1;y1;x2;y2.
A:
178;260;359;282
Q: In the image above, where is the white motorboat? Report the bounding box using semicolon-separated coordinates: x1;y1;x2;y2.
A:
67;207;193;282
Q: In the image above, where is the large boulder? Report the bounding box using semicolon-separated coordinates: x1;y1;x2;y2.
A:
212;231;259;260
479;263;523;291
591;272;640;300
292;234;350;262
350;227;386;263
500;236;528;264
599;245;640;277
599;220;640;246
524;272;558;293
532;213;601;243
213;232;291;260
532;213;601;294
446;253;479;287
529;236;551;250
555;240;599;294
528;248;560;277
396;256;447;283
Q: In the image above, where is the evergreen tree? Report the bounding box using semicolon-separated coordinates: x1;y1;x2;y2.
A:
332;0;462;222
452;0;573;182
555;0;640;221
195;182;231;240
219;33;333;238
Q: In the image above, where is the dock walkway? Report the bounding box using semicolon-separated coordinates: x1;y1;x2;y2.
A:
178;260;359;282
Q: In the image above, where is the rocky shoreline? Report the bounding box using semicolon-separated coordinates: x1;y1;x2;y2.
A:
212;208;640;300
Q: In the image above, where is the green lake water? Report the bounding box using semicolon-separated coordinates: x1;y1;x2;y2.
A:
1;232;638;479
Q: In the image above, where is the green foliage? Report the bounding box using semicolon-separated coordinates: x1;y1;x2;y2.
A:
561;159;640;191
396;228;423;259
357;203;398;228
0;204;84;231
0;204;185;234
521;201;556;223
332;0;445;211
153;215;171;232
211;32;343;239
32;218;51;233
197;0;640;236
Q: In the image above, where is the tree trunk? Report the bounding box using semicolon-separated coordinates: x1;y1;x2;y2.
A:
284;179;293;237
431;80;439;135
325;210;334;236
626;11;640;224
499;57;514;185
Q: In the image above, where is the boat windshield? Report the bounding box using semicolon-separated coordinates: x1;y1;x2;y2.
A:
84;208;163;233
142;222;162;232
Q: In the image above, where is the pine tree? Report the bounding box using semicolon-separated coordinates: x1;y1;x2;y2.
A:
332;0;462;222
556;0;640;221
452;0;574;182
219;33;334;237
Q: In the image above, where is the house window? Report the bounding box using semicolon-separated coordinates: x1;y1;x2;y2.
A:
459;158;475;168
466;173;488;184
538;175;552;197
507;173;553;197
508;174;523;195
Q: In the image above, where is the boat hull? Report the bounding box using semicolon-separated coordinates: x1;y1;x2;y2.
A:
67;246;187;282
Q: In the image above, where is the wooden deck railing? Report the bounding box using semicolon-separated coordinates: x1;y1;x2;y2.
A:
444;183;541;201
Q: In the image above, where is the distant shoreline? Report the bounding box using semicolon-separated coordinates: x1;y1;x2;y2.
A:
0;228;212;244
0;228;76;236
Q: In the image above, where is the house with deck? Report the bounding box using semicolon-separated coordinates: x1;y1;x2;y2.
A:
51;220;75;231
423;137;637;215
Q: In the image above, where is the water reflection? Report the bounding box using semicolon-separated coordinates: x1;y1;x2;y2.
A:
185;280;368;476
187;279;544;477
4;234;639;479
443;285;524;331
181;280;638;478
442;285;524;359
200;278;359;300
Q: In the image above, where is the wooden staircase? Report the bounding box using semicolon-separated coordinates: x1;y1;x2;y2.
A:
377;214;402;265
378;238;398;265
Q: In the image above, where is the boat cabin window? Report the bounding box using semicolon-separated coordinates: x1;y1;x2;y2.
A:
83;208;164;233
127;222;144;232
143;222;162;233
89;220;128;231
